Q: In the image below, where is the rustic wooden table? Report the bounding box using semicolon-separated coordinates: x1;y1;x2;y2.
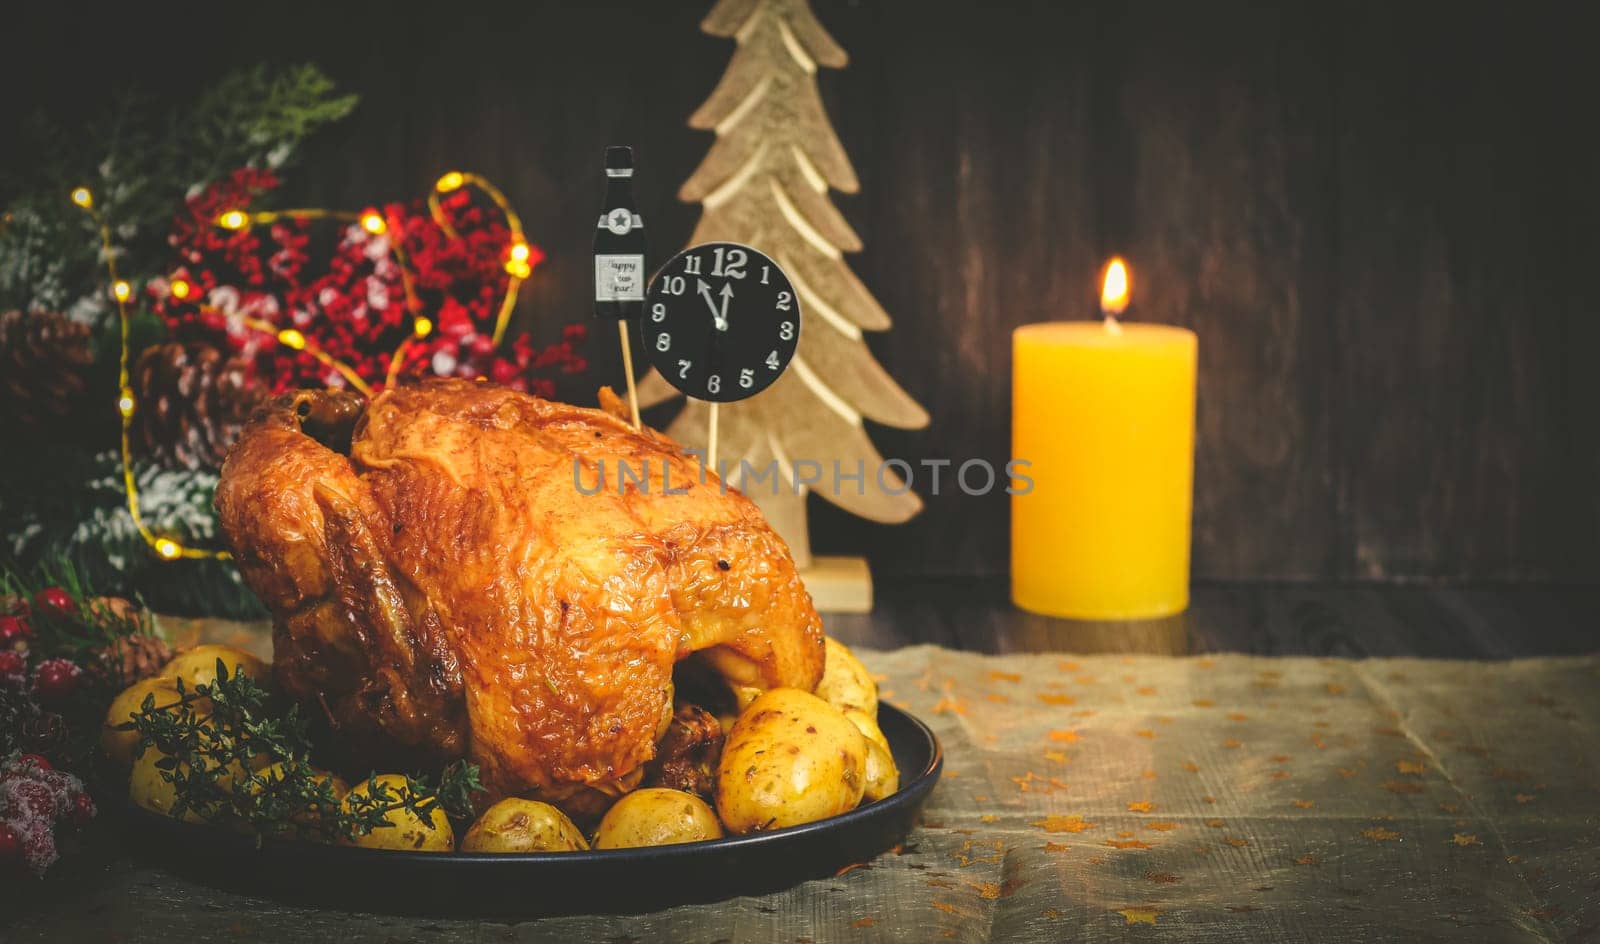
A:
5;580;1597;943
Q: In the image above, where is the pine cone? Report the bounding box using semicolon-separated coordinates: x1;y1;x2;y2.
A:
92;633;175;686
0;310;104;442
131;342;266;470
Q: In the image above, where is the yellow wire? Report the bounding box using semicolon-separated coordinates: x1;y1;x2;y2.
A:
428;172;528;346
385;336;412;389
234;315;375;398
84;202;231;561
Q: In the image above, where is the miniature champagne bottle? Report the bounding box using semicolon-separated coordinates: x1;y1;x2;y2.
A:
593;146;647;321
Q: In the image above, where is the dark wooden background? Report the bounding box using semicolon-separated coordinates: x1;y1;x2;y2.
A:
7;0;1598;583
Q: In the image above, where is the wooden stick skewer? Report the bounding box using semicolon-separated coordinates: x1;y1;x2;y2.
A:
617;321;642;430
707;401;720;481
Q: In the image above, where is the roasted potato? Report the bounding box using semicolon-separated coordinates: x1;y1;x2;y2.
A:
101;676;184;769
716;688;867;833
162;644;270;691
228;763;347;839
128;746;201;822
250;761;349;799
128;734;264;824
342;774;455;852
844;708;900;803
462;798;589;853
593;788;723;849
814;637;877;717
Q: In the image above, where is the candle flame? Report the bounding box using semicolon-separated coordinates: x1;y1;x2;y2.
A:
1100;257;1130;318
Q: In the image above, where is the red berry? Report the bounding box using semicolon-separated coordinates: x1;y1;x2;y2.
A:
0;650;25;676
31;587;77;618
17;820;58;876
31;659;82;703
70;792;96;826
0;615;31;647
0;823;20;860
9;781;56;818
16;754;51;772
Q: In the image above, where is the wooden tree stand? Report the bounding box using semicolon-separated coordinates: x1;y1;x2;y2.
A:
801;555;873;613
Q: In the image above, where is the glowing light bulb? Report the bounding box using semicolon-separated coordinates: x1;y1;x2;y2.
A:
277;329;307;350
360;212;387;235
509;242;530;262
436;171;464;193
70;187;93;209
118;390;136;417
218;210;249;230
504;258;532;279
154;538;182;560
112;280;131;302
413;317;433;338
170;279;192;300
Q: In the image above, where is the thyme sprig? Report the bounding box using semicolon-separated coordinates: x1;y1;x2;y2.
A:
123;659;481;843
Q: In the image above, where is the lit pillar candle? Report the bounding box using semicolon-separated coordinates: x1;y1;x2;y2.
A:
1010;259;1197;619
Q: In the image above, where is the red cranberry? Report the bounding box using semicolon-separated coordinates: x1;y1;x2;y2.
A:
9;781;56;818
0;615;32;648
32;659;82;703
31;587;77;618
70;792;96;826
0;650;25;676
16;754;51;772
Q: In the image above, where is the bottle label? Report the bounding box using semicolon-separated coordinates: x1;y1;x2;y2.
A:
595;254;646;301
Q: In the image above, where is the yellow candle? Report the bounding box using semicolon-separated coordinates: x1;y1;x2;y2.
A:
1010;263;1197;620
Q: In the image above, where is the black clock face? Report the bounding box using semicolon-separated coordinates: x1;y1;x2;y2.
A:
642;242;799;403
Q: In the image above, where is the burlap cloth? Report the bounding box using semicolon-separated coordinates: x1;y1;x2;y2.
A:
12;647;1600;943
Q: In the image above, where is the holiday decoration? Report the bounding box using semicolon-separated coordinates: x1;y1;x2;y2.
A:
0;64;586;613
129;341;266;471
1011;258;1198;620
644;243;800;405
637;0;929;595
0;65;359;614
100;167;581;563
0;568;179;878
643;242;802;471
0;754;96;877
593;146;648;429
0;311;108;445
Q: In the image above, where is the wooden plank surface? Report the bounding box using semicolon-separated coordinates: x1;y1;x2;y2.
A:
2;1;1596;582
1329;3;1600;582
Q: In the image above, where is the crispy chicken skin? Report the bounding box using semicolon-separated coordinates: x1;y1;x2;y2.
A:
215;379;823;804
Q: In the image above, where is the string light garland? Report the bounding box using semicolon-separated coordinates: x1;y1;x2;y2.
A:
73;186;225;560
73;170;535;563
429;171;532;345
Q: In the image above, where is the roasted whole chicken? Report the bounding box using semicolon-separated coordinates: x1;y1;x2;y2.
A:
215;379;823;809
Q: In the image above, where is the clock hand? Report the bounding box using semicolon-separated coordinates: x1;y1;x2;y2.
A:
718;282;734;330
697;279;728;331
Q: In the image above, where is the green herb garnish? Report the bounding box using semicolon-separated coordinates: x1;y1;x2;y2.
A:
123;658;481;843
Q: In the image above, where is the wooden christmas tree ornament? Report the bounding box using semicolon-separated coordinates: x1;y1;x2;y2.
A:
637;0;929;612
